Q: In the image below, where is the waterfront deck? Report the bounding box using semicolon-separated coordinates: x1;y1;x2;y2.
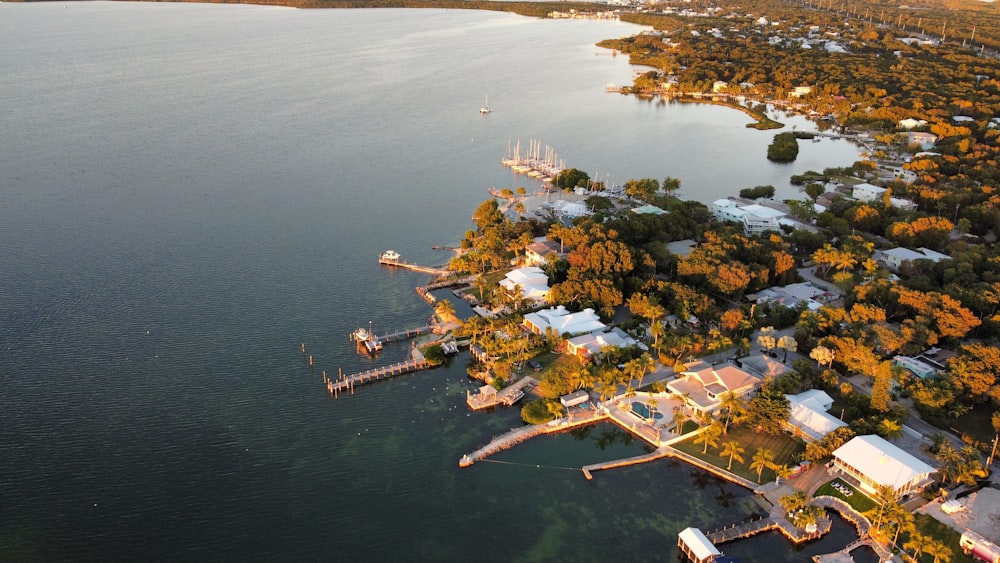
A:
466;376;535;411
706;501;831;546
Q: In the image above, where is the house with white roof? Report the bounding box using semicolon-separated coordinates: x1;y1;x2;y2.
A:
498;266;550;304
753;281;833;311
853;183;886;202
832;434;936;496
875;247;950;272
785;390;847;442
709;199;786;236
667;361;763;415
566;327;637;361
523;306;605;337
898;118;927;130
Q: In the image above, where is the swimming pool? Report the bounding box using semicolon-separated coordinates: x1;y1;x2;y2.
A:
631;402;664;420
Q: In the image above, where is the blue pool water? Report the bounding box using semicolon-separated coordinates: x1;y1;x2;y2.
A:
631;402;664;419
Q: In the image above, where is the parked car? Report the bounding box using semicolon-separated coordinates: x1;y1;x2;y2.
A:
528;360;542;372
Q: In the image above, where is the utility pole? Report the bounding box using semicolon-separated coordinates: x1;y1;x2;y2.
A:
988;433;998;468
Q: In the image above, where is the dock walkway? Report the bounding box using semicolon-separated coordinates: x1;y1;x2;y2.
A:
377;325;432;344
328;349;430;396
706;501;831;546
581;447;672;480
459;407;608;467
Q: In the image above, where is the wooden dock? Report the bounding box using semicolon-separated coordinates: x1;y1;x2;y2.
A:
705;503;830;546
581;447;673;479
327;358;430;396
376;325;433;344
378;255;450;276
459;408;608;467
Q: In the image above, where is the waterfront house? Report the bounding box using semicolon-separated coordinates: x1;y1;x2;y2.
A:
523;306;605;337
667;361;763;415
498;266;550;305
565;327;637;362
831;435;937;496
785;390;846;442
709;199;786;236
898;118;927;130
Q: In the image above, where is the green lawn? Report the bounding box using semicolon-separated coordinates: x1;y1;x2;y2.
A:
896;513;975;563
673;424;806;484
813;480;876;513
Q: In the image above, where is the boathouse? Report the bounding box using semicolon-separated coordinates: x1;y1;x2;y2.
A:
560;390;590;409
677;527;721;562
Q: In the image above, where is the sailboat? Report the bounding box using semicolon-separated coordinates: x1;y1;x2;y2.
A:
479;95;492;115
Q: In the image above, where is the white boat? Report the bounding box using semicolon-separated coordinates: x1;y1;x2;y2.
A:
379;249;400;264
479;95;492;114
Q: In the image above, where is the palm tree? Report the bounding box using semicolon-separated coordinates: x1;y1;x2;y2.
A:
672;410;690;434
779;490;808;514
903;533;932;563
774;463;794;484
925;540;952;563
750;448;775;483
637;353;656;388
880;418;904;440
695;425;722;454
721;440;746;470
435;299;456;323
719;392;748;433
887;504;914;549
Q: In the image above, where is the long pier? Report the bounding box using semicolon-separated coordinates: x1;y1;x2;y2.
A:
581;447;673;480
378;255;450;276
327;357;430;396
377;325;432;344
459;408;608;467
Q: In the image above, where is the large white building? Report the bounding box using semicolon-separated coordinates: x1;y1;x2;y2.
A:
565;327;637;361
785;390;847;442
523;306;605;337
498;266;550;304
709;199;786;236
832;435;936;496
874;247;950;272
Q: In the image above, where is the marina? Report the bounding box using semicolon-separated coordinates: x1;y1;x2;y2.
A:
501;139;565;183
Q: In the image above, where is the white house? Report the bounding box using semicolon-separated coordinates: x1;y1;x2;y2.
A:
710;200;786;236
523;306;605;337
789;85;813;98
498;266;550;304
667;361;763;415
875;247;950;272
566;327;637;361
524;238;563;267
832;434;936;496
898;118;927;130
785;390;847;442
852;183;886;202
753;281;833;311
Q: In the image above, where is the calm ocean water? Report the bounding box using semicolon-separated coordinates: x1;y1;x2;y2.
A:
0;3;863;560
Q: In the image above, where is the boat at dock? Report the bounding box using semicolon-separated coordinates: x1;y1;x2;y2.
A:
351;323;383;354
379;249;400;265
